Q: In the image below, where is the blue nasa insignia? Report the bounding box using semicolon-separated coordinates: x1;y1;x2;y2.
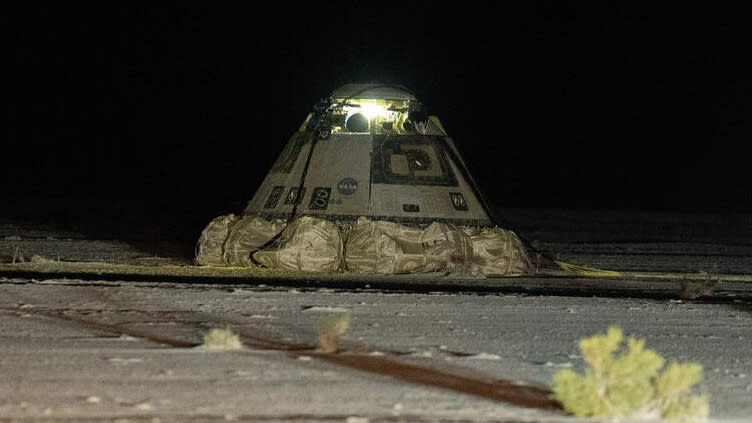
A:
337;177;358;196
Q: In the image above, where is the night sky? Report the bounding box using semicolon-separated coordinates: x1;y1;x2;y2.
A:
6;4;752;216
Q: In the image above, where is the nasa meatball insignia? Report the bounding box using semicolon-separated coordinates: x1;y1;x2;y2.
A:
337;177;358;196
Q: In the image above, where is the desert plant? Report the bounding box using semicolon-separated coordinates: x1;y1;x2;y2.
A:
202;327;243;350
317;312;350;353
552;326;709;422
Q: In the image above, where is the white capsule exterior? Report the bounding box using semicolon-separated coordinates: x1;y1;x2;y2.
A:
243;84;494;227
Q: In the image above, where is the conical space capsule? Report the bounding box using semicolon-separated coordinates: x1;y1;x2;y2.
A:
197;84;531;276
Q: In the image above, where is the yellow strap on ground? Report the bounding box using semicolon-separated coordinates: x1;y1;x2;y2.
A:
555;261;623;277
555;260;752;283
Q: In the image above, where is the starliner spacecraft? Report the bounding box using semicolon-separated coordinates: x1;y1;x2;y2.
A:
196;83;531;275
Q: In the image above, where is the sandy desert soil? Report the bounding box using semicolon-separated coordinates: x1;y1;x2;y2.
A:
1;201;751;422
1;279;750;422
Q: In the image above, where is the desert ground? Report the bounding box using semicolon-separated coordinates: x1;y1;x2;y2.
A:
1;200;750;422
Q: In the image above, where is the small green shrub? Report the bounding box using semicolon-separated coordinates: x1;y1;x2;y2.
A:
317;312;350;353
552;327;709;422
202;327;243;350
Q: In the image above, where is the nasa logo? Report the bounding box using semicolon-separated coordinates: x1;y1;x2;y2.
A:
337;177;358;196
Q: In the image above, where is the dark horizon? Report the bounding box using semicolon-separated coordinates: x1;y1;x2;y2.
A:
6;4;751;214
